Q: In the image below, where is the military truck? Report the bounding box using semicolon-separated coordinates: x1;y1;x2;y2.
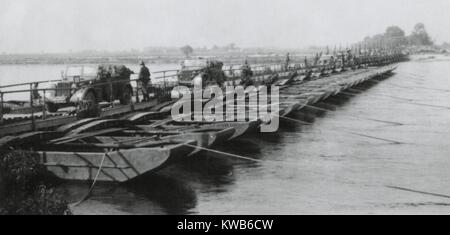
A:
45;64;134;117
178;59;227;88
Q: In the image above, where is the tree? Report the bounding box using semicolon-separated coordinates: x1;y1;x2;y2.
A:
362;26;409;49
385;26;405;38
409;23;433;46
441;42;450;49
384;26;407;46
180;45;194;58
225;43;236;51
414;23;427;35
359;23;435;51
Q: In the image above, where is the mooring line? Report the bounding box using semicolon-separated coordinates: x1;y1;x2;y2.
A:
345;132;404;145
277;115;314;125
72;152;107;207
398;72;424;79
368;79;450;92
396;84;450;92
183;143;325;167
182;120;406;166
345;89;417;102
402;75;425;82
275;115;406;145
397;100;450;110
304;104;405;126
387;186;450;199
342;89;450;110
341;90;415;102
183;143;265;163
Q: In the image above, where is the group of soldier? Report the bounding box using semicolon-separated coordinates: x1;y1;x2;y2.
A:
96;61;152;102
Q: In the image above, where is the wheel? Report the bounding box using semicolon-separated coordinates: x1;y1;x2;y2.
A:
45;102;59;113
77;91;99;118
120;87;133;105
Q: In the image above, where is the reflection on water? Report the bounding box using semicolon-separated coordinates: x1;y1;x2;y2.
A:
8;55;450;214
65;154;240;215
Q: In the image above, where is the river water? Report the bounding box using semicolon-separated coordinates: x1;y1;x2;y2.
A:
3;55;450;214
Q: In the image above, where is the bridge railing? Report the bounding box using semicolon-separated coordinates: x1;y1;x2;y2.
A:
0;59;342;125
0;76;179;126
0;59;328;125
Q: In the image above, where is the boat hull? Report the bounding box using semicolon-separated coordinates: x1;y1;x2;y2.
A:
37;141;196;182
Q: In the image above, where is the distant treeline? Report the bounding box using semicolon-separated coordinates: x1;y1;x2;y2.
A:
360;23;433;48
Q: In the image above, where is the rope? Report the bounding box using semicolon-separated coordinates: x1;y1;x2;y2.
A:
368;79;450;92
182;143;311;167
344;89;417;102
275;115;407;145
342;90;450;110
72;152;107;207
304;104;404;126
278;115;313;125
345;131;405;145
397;100;450;110
387;186;450;199
183;143;264;163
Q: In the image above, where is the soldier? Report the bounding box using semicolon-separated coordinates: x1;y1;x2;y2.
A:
0;88;3;124
329;56;336;71
304;57;313;79
341;52;346;69
240;60;254;87
32;83;41;101
314;53;320;66
210;61;225;87
284;53;291;71
97;65;111;101
138;61;151;102
229;65;235;79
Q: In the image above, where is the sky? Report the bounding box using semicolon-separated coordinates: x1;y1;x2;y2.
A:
0;0;449;53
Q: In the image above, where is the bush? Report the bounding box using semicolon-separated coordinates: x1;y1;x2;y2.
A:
0;151;71;215
0;185;72;215
0;151;45;190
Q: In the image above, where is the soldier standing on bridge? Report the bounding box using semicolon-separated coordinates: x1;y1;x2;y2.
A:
329;56;336;71
139;61;151;102
284;53;291;71
32;82;42;105
240;60;254;87
0;88;3;124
